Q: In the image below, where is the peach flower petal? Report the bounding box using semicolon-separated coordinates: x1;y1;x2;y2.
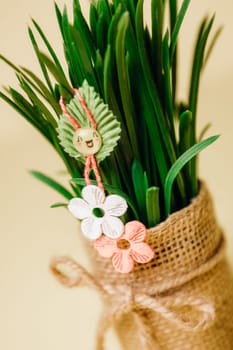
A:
130;242;155;264
124;221;146;242
94;235;117;258
112;250;134;273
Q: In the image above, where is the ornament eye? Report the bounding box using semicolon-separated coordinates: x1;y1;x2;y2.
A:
93;131;99;139
77;136;83;143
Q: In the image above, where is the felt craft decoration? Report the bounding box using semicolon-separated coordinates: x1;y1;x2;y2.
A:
94;220;155;273
68;184;128;240
57;80;121;164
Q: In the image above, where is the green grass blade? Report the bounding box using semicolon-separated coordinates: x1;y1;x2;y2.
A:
70;27;99;91
96;14;108;56
188;16;215;196
189;16;215;135
0;54;60;114
50;202;68;208
164;135;219;216
178;110;192;197
89;3;98;44
0;54;21;73
54;2;63;36
203;26;223;69
38;52;71;91
169;0;177;31
107;4;123;46
131;159;146;221
179;110;192;154
0;90;52;143
20;67;62;115
115;12;140;158
103;45;134;173
170;0;190;62
73;0;96;59
126;53;168;186
32;19;70;85
162;31;176;149
132;19;187;206
17;74;57;128
61;6;83;86
28;27;54;93
135;0;181;174
30;170;74;200
151;0;164;87
169;0;177;102
97;0;112;26
146;186;160;227
198;123;212;142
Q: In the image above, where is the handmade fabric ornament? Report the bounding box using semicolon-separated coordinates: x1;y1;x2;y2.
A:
68;184;128;240
94;220;155;273
57;80;121;191
58;80;130;242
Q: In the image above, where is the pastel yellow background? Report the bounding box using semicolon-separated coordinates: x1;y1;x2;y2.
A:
0;1;233;349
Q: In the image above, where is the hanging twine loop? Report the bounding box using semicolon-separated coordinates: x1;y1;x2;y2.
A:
50;237;226;350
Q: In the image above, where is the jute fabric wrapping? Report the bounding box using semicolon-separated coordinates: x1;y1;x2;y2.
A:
51;182;233;349
85;182;233;349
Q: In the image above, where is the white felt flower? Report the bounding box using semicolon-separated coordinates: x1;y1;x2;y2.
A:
68;185;128;240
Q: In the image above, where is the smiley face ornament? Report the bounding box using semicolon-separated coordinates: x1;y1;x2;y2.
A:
57;80;121;190
73;127;102;156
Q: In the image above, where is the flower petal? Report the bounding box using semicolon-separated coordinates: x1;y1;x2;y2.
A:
94;235;117;258
102;216;124;239
81;185;105;207
68;198;91;219
124;221;146;243
81;217;102;240
130;242;154;264
112;250;134;273
104;195;128;217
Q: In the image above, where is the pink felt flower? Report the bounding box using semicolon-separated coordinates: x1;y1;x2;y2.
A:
94;220;154;274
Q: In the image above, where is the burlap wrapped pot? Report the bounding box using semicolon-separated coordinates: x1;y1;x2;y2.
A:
51;182;233;350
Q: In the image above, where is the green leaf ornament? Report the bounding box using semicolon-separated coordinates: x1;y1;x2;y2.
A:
57;80;121;163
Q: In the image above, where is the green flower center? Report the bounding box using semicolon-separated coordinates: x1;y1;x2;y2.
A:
92;207;105;218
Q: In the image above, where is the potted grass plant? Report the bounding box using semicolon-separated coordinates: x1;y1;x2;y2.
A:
1;0;233;348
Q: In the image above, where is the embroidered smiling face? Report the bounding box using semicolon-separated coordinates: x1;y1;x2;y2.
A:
72;127;102;155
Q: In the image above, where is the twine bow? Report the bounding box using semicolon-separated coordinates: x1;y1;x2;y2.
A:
50;256;216;350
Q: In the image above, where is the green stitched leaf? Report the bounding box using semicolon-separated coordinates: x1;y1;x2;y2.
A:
57;80;121;163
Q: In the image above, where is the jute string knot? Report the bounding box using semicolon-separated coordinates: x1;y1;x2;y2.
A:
50;237;225;350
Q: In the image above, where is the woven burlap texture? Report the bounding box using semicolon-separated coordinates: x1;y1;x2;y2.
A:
51;182;233;349
83;182;233;350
